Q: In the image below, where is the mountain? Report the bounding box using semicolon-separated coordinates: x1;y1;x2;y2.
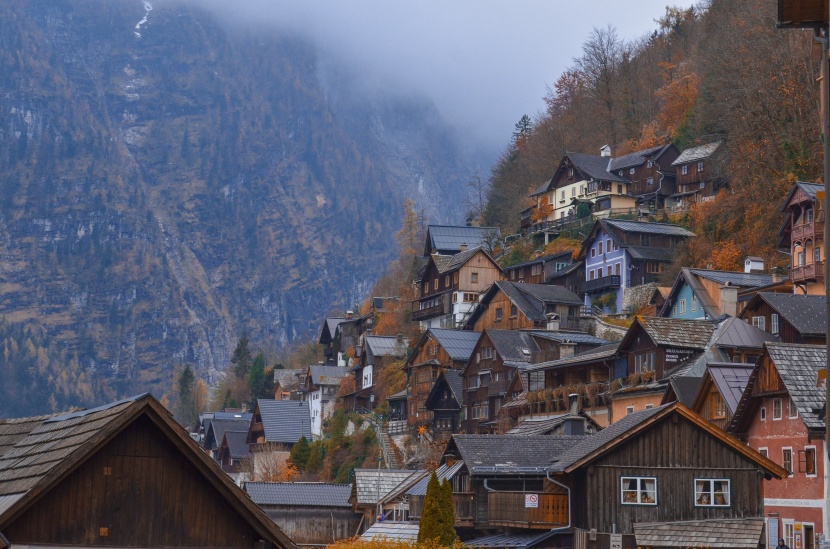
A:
0;0;478;416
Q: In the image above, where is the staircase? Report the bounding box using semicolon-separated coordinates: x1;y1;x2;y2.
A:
378;429;402;469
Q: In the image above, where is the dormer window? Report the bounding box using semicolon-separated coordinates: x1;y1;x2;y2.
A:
569;168;574;177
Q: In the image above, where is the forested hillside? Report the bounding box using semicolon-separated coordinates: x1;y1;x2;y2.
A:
483;0;820;270
0;0;476;417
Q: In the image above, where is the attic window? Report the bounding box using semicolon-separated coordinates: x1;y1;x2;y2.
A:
569;168;574;176
522;348;530;356
647;160;653;168
510;304;518;318
682;165;688;175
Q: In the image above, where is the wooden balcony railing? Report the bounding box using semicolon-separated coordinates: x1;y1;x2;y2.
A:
487;491;569;529
792;221;824;243
411;302;446;321
578;275;621;294
791;261;825;283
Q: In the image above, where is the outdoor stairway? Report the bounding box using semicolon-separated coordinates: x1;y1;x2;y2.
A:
378;429;401;469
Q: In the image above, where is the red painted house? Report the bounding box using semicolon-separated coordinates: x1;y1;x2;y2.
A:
728;342;827;549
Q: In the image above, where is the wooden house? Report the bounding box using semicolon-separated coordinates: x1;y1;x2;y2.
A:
670;141;722;207
413;247;502;329
247;398;313;472
318;313;371;367
403;328;480;429
465;281;583;332
503;251;574;285
318;317;346;364
545;403;787;549
424;369;464;436
272;369;301;401
217;430;251;480
244;482;361;546
728;343;827;547
660;268;774;319
547;261;585;297
202;415;251;459
578;219;695;313
423;224;501;256
607;144;680;210
778;181;825;295
0;394;293;549
689;363;754;431
739;292;826;344
344;335;409;412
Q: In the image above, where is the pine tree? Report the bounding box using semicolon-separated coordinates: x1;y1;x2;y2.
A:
418;472;442;544
439;478;458;545
231;332;253;379
176;365;197;429
289;436;311;471
248;353;273;400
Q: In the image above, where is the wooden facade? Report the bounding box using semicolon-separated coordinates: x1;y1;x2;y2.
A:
778;182;825;294
739;295;825;344
425;370;463;436
258;506;361;546
461;331;520;433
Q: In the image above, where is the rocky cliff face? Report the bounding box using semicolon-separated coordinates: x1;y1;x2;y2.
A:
0;0;475;415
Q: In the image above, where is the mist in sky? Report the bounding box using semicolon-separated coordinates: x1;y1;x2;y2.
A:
197;1;697;154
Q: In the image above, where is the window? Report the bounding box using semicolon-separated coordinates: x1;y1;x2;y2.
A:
783;448;793;475
646;262;664;274
800;447;817;475
789;396;798;418
697;161;705;172
531;263;542;276
471;272;479;283
752;316;766;331
647;177;654;187
699;181;705;189
560;190;565;200
615;263;621;275
590;270;596;280
569;168;574;177
463;293;477;302
618;184;624;194
773;398;782;420
691;294;698;311
672;306;677;316
580;185;585;195
645;403;654;409
434;278;438;290
454;272;459;284
621;477;656;505
759;447;768;458
647;160;653;168
694;479;730;506
682;164;688;175
510;304;518;318
444;275;450;287
640;234;650;246
710;393;727;419
591;248;596;258
510;270;515;280
613;241;619;251
634;352;656;373
495;308;503;322
679;299;686;314
597;267;603;278
606;239;612;252
815;247;821;263
630;167;635;174
598;241;603;255
619;170;624;176
760;407;767;421
571;187;576;197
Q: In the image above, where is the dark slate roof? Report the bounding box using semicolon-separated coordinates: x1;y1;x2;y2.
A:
608;144;667;171
429;329;482;361
795;181;824;200
360;521;419;542
308;365;348;386
206;419;250;451
567;152;629;182
212;411;253;421
671;141;722;165
444;369;464;406
506;413;599;436
765;343;826;430
549;404;669;472
487;330;540;363
667;377;703;407
256;399;313;444
707;364;753;416
319;317;346;343
639;317;717;349
634;518;764;549
626;246;677;262
438;246;496;273
464;530;562;549
245;482;352;507
364;336;409;358
451;434;588;475
222;430;251;460
603;219;696;237
530;179;554;197
497;282;582;323
528;343;620;372
715;317;778;349
529;331;610;346
503;251;573;270
688;269;773;288
756;293;827;336
426;225;501;255
548;261;581;279
407;461;465;496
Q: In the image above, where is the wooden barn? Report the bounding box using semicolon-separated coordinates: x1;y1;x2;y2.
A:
0;394;293;549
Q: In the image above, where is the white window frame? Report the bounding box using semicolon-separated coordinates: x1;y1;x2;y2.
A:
758;447;768;458
679;299;686;314
801;445;817;477
681;164;688;175
752;316;766;331
694;478;731;507
760;406;767;421
783;520;795;549
771;313;779;335
626;406;635;415
691;293;698;311
773;398;782;420
621;476;657;505
789;396;798;419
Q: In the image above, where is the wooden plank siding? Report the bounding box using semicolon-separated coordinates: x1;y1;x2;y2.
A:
566;415;766;535
740;300;823;345
5;416;261;548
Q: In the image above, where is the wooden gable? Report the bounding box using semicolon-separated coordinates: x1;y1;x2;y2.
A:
753;354;786;396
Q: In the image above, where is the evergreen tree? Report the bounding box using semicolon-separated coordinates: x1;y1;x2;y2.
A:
439;478;458;545
248;353;273;400
289;435;311;471
418;472;443;544
176;365;197;429
306;440;325;472
231;332;253;379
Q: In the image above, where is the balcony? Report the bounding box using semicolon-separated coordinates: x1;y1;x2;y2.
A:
578;275;621;294
487;491;569;529
412;294;450;321
792;221;824;243
410;493;474;526
790;261;825;284
488;378;509;397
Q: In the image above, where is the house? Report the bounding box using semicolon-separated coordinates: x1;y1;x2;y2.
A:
407;459;474;529
247;399;313;453
404;328;480;430
778;181;825;295
202;414;252;458
244;482;360;546
344;335;409;412
317;312;372;367
578;219;695;314
670;141;722;206
739;292;826;344
216;430;251;481
727;342;828;543
412;246;502;328
0;394;293;549
424;369;464;436
349;469;424;531
660;268;774;319
423;224;501;256
272;369;302;400
688;363;754;431
298;365;349;436
318;316;346;364
547;261;585;297
546;403;786;549
465;281;583;332
502;251;575;285
607;143;680;211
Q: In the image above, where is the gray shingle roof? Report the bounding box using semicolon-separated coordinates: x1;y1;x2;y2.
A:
464;530;562;549
426;225;501;255
764;342;826;431
671;141;722;166
364;336;409;358
714;317;778;350
273;369;302;390
503;251;572;270
667;377;703;407
688;269;773;288
308;365;349;386
360;521;420;542
353;469;423;505
438;247;495;273
756;293;827;336
487;330;540;363
638;317;717;349
634;518;764;549
529;331;611;346
256;399;313;444
707;363;754;416
221;430;251;460
451;434;588;475
506;413;599;436
608;144;667;171
206;418;250;451
567;152;629;182
443;369;464;406
603;219;696;237
528;342;620;372
244;482;352;507
428;329;482;362
496;282;582;324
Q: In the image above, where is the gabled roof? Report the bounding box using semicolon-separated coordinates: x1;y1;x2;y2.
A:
692;363;753;416
205;418;250;451
245;482;352;507
548;402;787;480
319;317;346;344
360;521;419;542
351;469;423;505
424;225;501;256
364;336;409;358
567;152;629;183
529;179;554;197
714;317;778;350
671;141;722;166
528;331;610;346
623;317;717;350
0;394;294;548
634;518;765;549
273;369;302;390
688;268;773;288
419;328;482;362
506;413;601;436
765;343;825;431
426;369;464;409
253;399;312;444
308;365;349;386
608;144;670;171
221;430;251;460
449;434;588;475
661;268;774;318
486;330;540;364
578;219;694;261
603;219;696;237
479;281;581;325
527;342;620;373
664;376;704;407
406;461;465;496
502;251;573;271
744;293;827;337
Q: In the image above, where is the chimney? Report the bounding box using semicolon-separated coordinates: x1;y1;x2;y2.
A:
771;269;786;284
600;144;612;157
460;243;468;252
569;393;579;415
346;310;354;319
445;454;455;467
719;283;738;317
546;313;560;331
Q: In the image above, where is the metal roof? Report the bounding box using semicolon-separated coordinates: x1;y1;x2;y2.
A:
487;330;540;364
205;418;250;451
706;363;754;416
754;293;827;336
308;365;349;386
666;377;703;407
244;482;352;507
464;530;562;549
671;141;722;166
764;342;826;431
603;219;696;236
352;469;423;505
425;225;501;255
451;434;587;475
527;342;620;372
407;461;465;496
506;413;600;436
687;269;773;288
364;335;409;358
360;521;420;542
634;518;764;549
256;399;312;444
428;329;482;361
528;331;610;346
714;317;777;350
